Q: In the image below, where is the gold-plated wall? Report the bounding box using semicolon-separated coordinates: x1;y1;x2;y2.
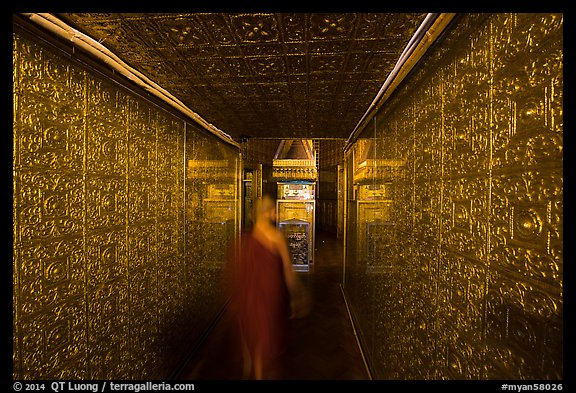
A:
344;13;562;379
13;29;240;380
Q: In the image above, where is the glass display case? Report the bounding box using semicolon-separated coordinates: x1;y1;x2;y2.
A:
277;182;316;272
278;219;310;268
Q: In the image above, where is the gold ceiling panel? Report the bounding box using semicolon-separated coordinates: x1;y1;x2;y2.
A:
57;13;426;140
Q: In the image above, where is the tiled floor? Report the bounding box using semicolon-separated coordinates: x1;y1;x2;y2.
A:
176;230;370;380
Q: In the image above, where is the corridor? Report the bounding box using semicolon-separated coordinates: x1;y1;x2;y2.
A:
12;13;563;382
175;230;370;380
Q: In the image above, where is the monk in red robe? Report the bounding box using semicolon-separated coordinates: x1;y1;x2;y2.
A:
227;195;308;379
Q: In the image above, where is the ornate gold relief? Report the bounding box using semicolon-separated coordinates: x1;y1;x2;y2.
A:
57;13;427;139
13;28;240;380
344;13;562;380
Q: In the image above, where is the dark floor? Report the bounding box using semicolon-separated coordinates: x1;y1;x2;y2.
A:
176;230;370;380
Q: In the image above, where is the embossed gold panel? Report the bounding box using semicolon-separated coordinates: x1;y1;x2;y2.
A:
344;13;562;380
13;28;240;380
55;13;427;139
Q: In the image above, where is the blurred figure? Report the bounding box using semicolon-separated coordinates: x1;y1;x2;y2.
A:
226;194;309;379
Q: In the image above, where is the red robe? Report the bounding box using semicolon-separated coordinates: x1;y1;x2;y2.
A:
228;232;290;367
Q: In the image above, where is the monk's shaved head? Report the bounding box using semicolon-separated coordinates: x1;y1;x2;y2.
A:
254;194;275;219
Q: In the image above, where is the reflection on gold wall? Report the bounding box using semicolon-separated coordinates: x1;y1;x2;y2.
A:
12;29;240;380
344;13;562;379
317;139;345;234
